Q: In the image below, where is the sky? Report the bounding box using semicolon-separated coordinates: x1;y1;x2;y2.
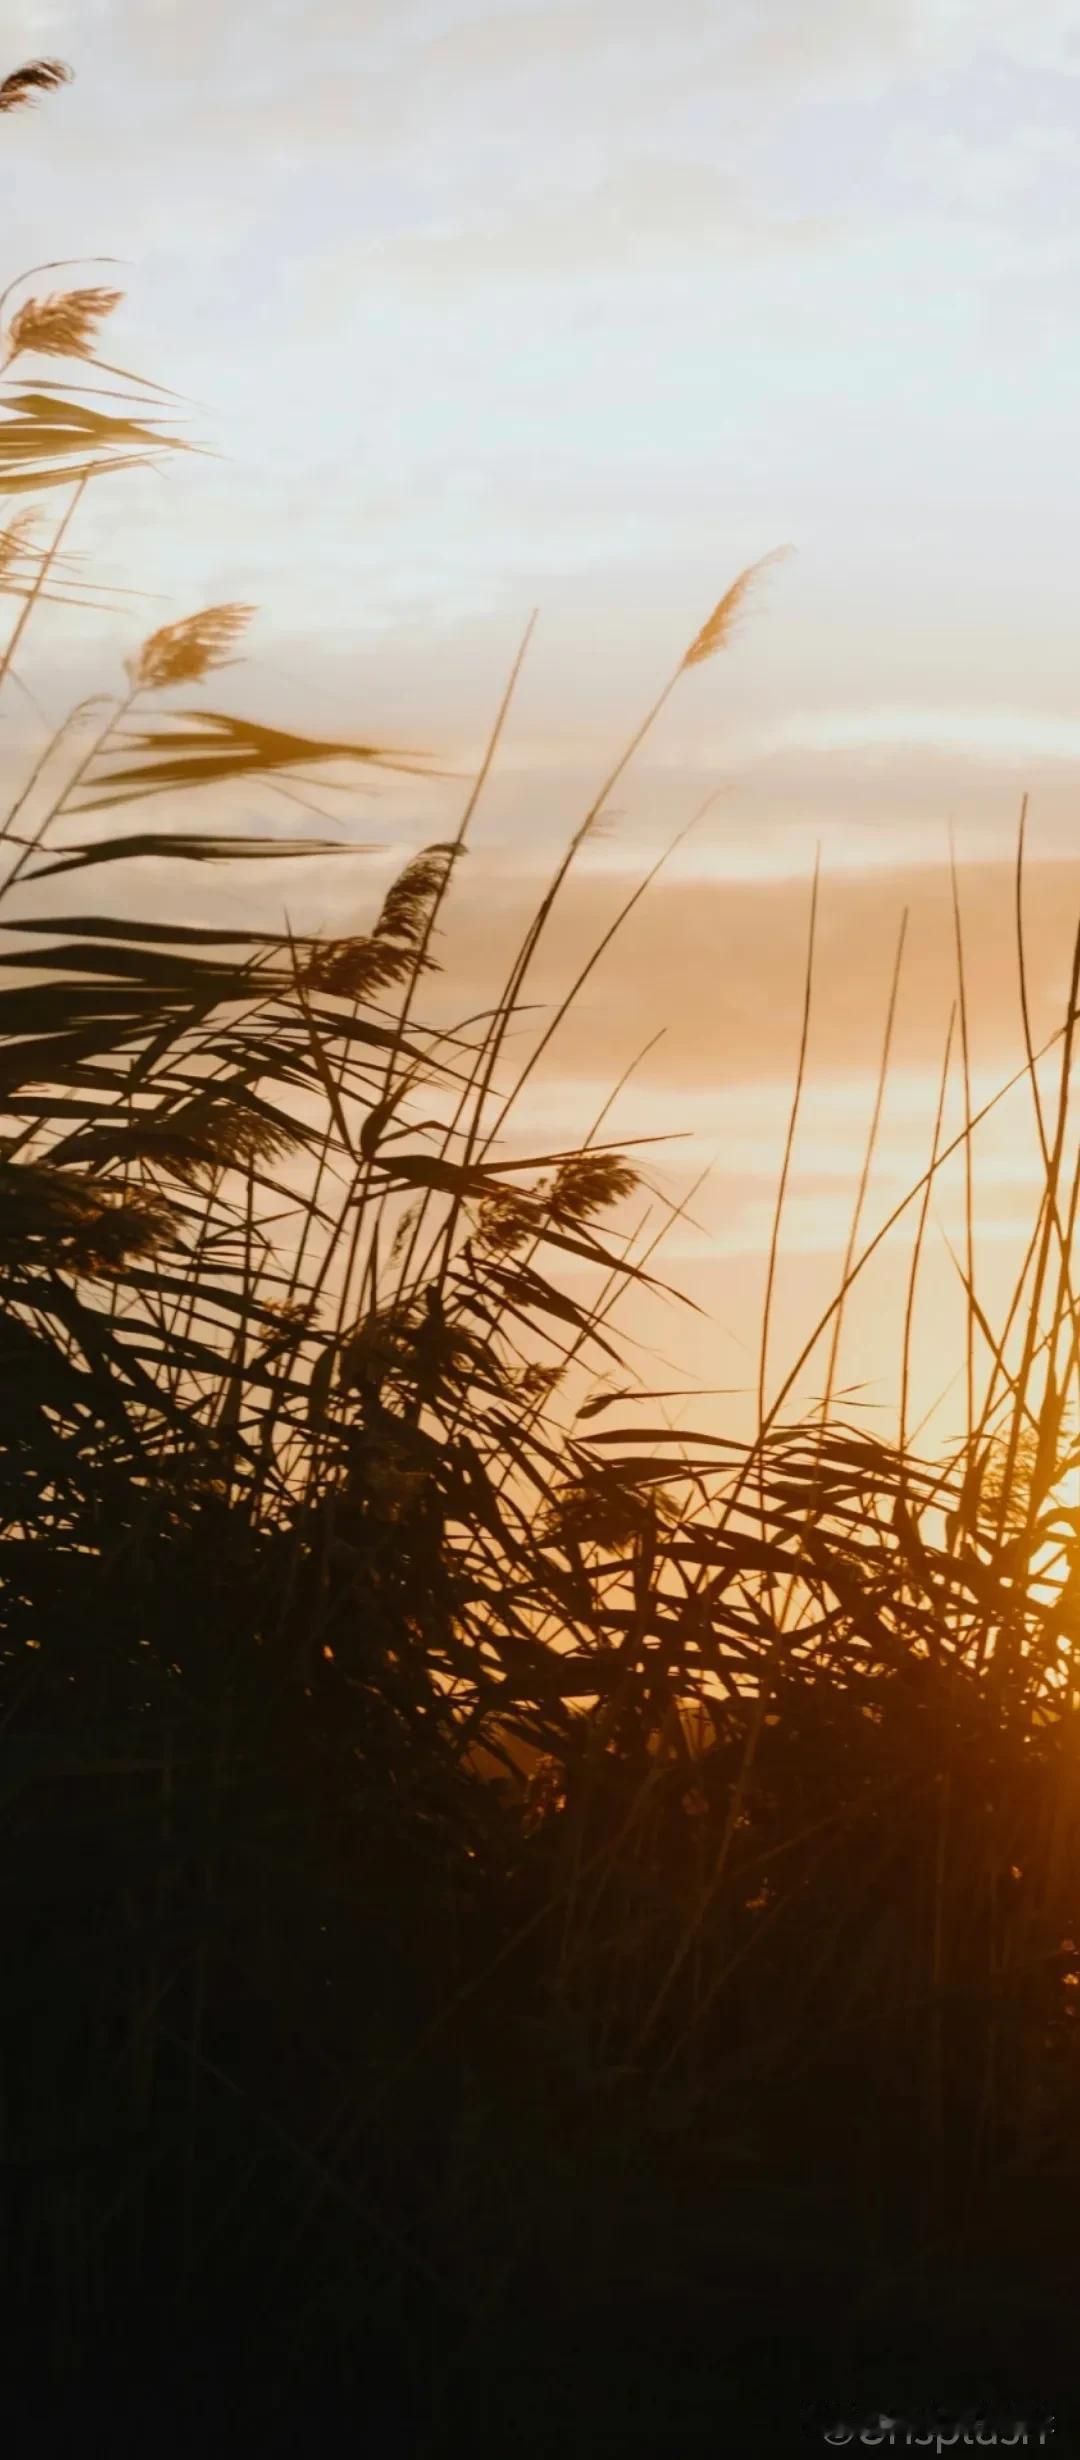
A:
5;0;1080;1441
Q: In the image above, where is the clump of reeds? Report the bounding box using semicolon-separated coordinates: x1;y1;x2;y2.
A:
4;71;1080;2442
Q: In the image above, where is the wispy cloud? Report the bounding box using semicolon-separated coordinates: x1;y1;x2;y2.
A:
759;706;1080;763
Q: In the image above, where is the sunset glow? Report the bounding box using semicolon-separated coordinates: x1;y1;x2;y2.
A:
7;1;1080;1456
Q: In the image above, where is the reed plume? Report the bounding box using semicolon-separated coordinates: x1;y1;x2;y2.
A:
126;601;256;692
0;511;37;586
303;845;458;997
6;284;123;361
0;1159;176;1272
682;544;793;668
0;59;72;114
375;845;458;943
549;1152;639;1222
72;1097;301;1189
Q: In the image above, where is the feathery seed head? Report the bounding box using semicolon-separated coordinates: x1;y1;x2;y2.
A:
0;1160;175;1275
127;602;255;693
0;58;72;113
6;285;123;362
550;1153;639;1222
303;936;413;1000
682;546;792;671
544;1477;672;1554
375;845;458;947
0;512;38;583
69;1190;176;1272
474;1187;543;1256
518;1363;562;1401
389;1204;421;1263
158;1101;297;1184
304;846;460;999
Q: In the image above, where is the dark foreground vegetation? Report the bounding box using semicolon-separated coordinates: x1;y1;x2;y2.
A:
4;62;1080;2456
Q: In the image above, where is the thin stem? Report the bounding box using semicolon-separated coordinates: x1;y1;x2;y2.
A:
0;476;88;699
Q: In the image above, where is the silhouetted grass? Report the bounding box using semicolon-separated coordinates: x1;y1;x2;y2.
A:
5;72;1080;2455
